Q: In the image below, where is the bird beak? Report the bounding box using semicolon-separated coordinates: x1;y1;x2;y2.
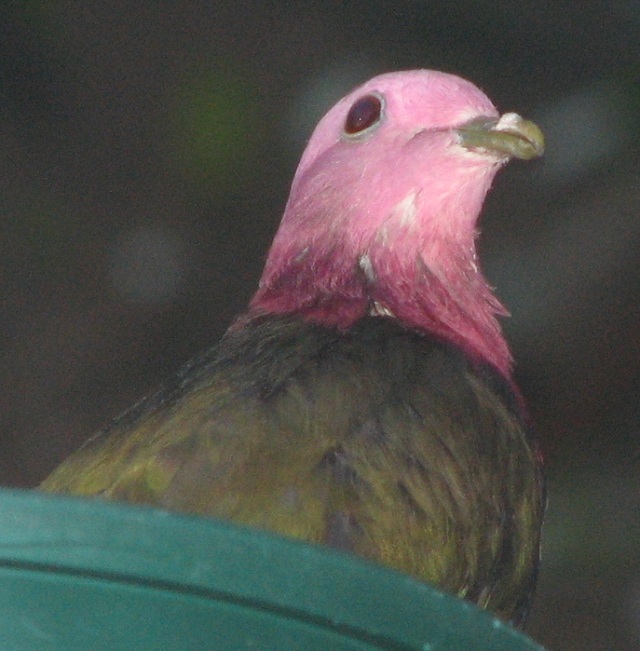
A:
456;112;545;160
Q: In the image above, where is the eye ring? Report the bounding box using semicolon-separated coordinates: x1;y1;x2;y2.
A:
343;92;385;138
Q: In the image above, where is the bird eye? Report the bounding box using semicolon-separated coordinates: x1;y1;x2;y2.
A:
344;93;384;136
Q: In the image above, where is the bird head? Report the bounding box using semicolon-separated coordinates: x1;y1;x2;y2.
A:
249;70;544;378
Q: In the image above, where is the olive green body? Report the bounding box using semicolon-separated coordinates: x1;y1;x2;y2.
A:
42;316;544;625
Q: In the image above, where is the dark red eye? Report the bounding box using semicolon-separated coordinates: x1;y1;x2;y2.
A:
344;93;383;135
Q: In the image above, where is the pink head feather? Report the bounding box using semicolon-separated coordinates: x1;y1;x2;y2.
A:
249;70;515;378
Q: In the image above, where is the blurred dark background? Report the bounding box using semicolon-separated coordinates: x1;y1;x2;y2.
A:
0;2;638;649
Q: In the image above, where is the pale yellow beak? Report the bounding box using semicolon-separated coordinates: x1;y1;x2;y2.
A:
457;112;545;160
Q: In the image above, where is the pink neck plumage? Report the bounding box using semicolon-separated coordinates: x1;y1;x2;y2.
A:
248;186;514;382
249;249;511;380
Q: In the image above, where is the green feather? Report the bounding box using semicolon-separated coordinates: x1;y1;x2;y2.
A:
42;316;544;624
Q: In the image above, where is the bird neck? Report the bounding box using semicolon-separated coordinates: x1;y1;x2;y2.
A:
368;245;514;379
248;236;513;380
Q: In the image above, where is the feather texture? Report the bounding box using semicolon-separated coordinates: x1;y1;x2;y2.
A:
41;69;545;626
43;316;543;623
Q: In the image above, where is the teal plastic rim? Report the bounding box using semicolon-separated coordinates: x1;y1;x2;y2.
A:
0;489;544;650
